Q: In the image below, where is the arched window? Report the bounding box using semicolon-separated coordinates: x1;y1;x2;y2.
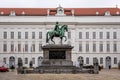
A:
96;12;99;15
21;11;25;15
116;11;119;15
0;11;4;15
105;11;111;16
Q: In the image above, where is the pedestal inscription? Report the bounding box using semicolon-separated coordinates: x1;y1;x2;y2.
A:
42;44;73;66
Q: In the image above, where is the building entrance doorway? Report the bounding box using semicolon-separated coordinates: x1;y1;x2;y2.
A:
106;56;111;69
78;56;84;67
9;56;15;68
38;56;43;66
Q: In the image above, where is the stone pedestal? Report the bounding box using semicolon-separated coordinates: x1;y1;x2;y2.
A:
42;44;73;66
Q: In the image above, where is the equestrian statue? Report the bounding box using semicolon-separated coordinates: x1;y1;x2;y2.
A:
46;22;68;44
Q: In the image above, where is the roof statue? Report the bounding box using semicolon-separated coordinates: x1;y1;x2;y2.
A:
56;5;66;16
46;22;68;44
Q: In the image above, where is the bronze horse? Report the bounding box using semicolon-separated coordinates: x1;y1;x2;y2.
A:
46;25;68;44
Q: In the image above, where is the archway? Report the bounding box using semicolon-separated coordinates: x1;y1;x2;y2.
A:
38;56;43;66
9;56;15;68
78;56;84;68
106;56;111;69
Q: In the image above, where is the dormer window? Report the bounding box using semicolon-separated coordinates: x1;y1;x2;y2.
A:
105;11;111;16
96;12;99;15
116;11;119;15
0;12;4;15
10;11;16;16
21;11;25;15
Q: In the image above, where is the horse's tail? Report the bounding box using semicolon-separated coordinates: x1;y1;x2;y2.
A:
46;32;49;43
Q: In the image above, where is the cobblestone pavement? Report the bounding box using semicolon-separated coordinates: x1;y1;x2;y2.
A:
0;69;120;80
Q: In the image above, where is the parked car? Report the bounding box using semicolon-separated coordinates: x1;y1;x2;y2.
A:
0;66;9;72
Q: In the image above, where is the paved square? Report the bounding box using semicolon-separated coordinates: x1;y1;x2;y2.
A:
0;69;120;80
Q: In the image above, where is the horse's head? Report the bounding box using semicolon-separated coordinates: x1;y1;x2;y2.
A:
62;25;68;32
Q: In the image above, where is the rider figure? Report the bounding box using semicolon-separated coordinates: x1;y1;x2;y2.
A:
54;22;60;35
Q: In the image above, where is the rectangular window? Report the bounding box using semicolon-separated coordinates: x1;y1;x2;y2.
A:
25;32;28;39
114;57;117;64
68;32;71;39
39;44;42;52
93;57;97;63
86;57;89;64
86;32;89;39
113;43;117;52
107;43;110;52
79;32;82;39
32;32;35;39
4;32;7;39
100;43;103;52
11;44;14;52
93;32;96;39
93;43;96;52
100;57;103;64
11;32;14;39
32;44;35;52
32;58;35;64
18;44;21;52
25;58;28;64
99;32;103;39
18;32;21;39
79;43;82;52
39;32;42;39
3;58;6;64
106;32;110;39
86;43;89;52
25;44;28;52
3;44;7;52
113;32;117;39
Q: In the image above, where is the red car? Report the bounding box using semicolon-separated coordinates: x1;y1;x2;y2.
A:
0;66;9;72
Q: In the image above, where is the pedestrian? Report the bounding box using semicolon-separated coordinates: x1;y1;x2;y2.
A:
11;65;15;72
108;65;111;69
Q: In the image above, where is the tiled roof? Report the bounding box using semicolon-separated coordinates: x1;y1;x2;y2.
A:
74;8;120;16
0;8;47;16
0;8;120;16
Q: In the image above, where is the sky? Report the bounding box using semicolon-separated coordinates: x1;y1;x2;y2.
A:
0;0;120;8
